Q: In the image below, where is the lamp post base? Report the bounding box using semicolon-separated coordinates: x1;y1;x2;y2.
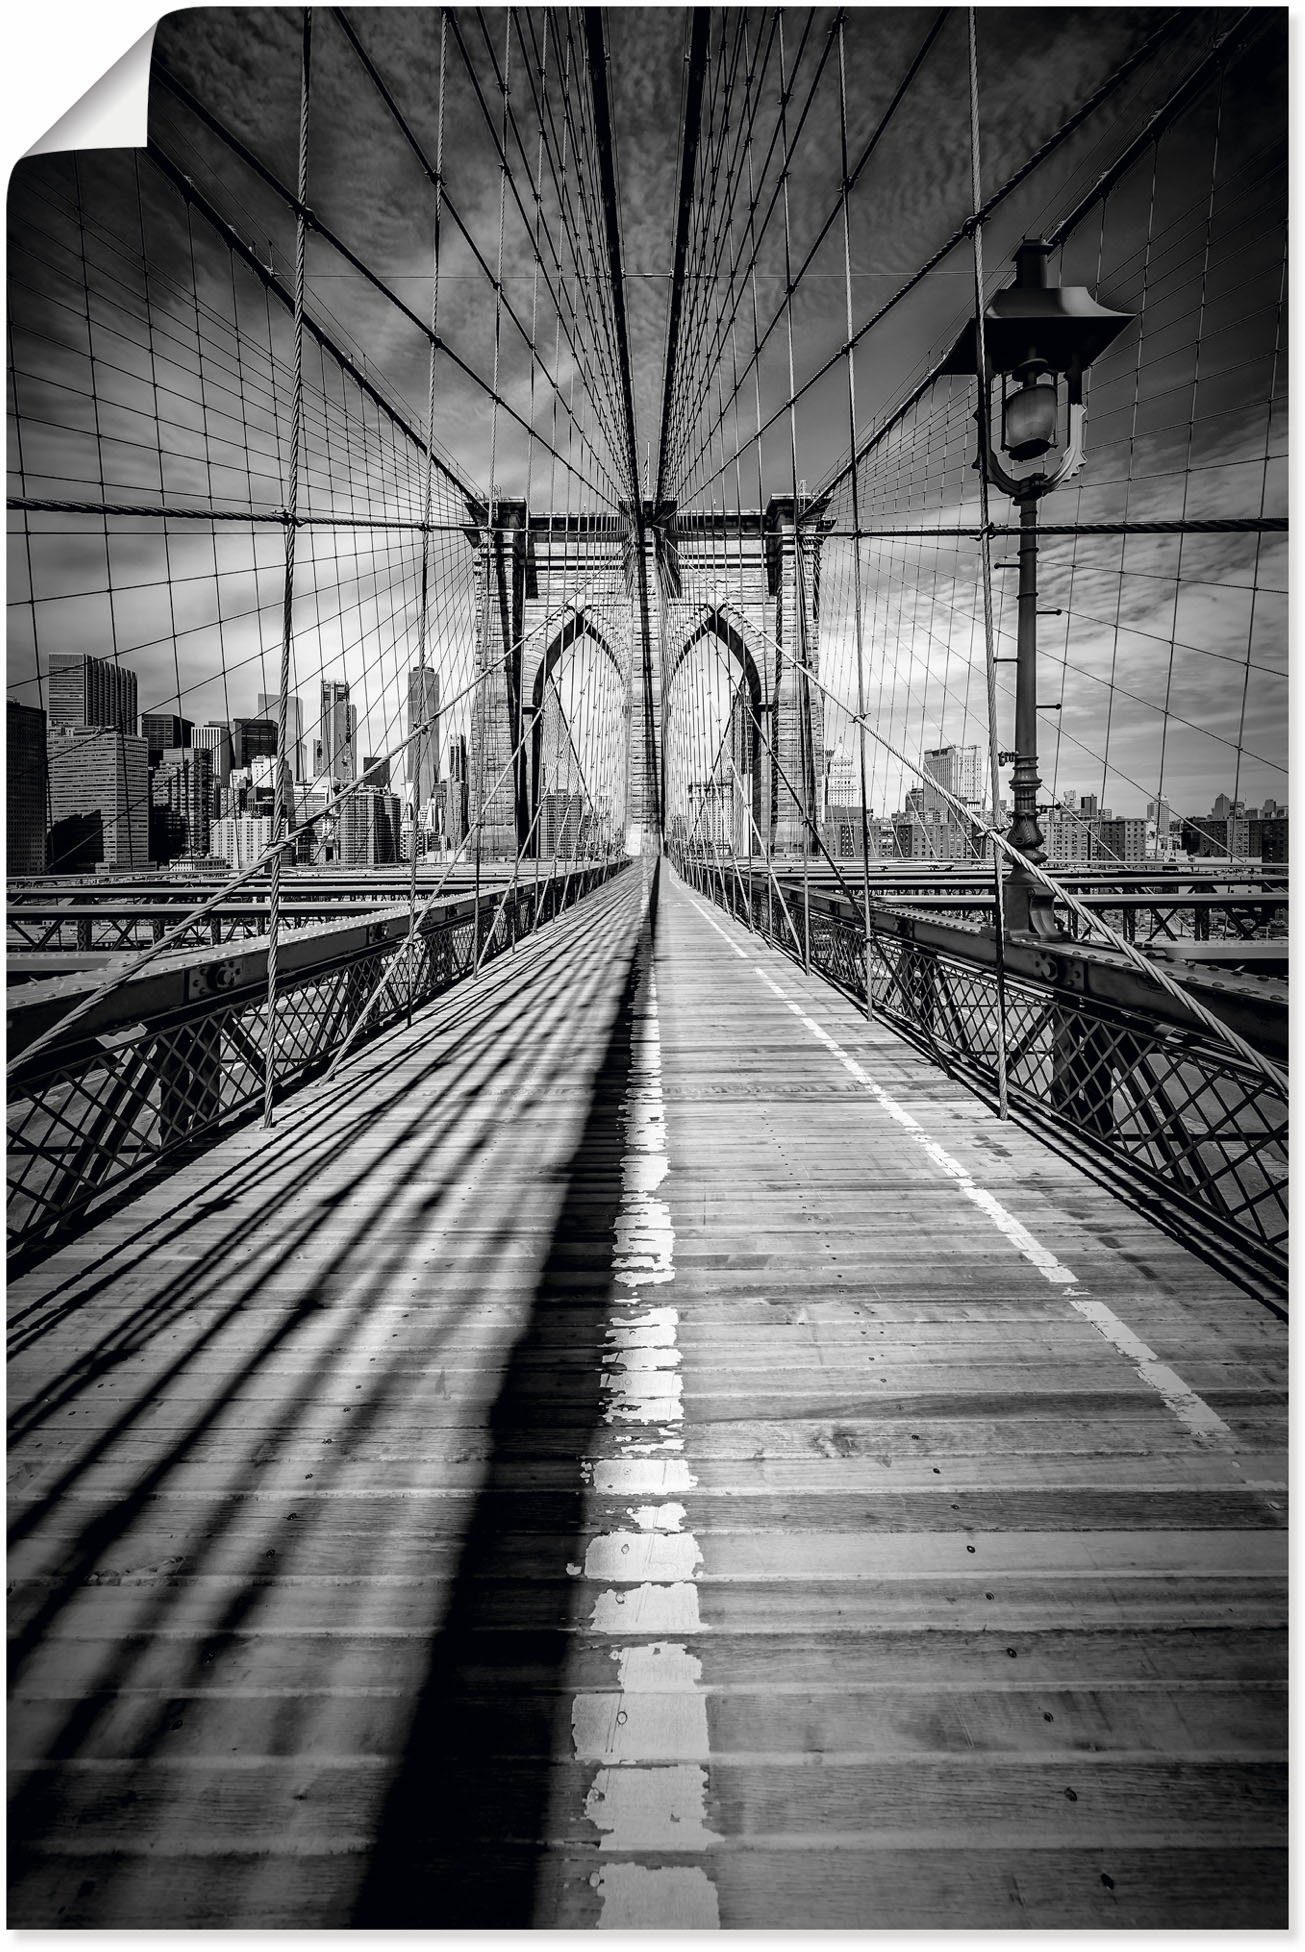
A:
1004;857;1062;939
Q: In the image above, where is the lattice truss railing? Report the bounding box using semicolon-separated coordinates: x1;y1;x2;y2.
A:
7;8;649;1185
651;8;1285;880
7;861;623;1256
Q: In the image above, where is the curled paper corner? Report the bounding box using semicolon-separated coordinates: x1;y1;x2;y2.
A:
24;26;157;159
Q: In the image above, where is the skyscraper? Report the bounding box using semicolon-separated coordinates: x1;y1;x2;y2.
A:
407;666;440;807
334;787;400;865
210;813;273;869
193;722;234;787
142;713;192;762
316;680;357;783
923;745;981;812
151;747;215;860
825;742;861;811
444;737;468;847
47;726;149;869
47;653;138;737
257;692;304;780
8;701;48;875
233;717;279;768
541;790;587;859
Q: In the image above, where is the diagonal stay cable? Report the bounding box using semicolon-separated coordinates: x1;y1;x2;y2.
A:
673;9;947;505
151;63;618;509
331;6;624;508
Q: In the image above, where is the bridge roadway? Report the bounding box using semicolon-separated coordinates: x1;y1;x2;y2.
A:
8;863;1286;1930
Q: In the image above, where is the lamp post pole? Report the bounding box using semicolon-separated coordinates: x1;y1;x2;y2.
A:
1006;489;1057;935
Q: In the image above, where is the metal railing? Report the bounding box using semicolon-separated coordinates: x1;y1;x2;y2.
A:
7;861;629;1260
773;884;1289;946
679;855;1287;1298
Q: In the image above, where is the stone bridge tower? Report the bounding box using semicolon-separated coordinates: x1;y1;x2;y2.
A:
656;497;825;856
466;497;825;858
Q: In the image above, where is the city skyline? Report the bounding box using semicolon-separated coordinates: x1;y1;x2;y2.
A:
10;648;623;874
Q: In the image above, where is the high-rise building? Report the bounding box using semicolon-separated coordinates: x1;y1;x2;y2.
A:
210;813;274;869
915;746;983;859
8;701;48;875
142;713;192;762
688;778;732;852
363;755;391;791
542;790;588;858
257;693;304;780
193;722;234;787
407;666;440;807
47;726;149;869
151;747;215;861
233;717;279;769
1079;792;1099;819
445;737;469;846
316;681;356;784
923;745;981;812
291;784;331;864
47;653;138;737
224;755;292;826
825;743;862;812
334;786;399;865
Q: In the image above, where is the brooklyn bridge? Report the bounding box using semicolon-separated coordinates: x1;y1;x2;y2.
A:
6;5;1287;1931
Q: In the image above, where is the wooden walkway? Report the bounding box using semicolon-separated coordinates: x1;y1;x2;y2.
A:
8;863;1287;1929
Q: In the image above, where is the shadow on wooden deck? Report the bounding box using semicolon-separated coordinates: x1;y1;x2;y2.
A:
352;865;657;1926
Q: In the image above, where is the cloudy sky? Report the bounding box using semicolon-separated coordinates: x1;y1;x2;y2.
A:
7;6;1287;825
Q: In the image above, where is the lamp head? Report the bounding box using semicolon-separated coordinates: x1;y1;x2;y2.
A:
942;238;1134;385
1002;361;1059;462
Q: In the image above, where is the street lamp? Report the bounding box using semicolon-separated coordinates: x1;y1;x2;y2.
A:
944;239;1133;935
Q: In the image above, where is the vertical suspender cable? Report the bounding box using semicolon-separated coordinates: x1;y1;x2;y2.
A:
778;14;812;972
837;18;878;1019
1159;78;1222;834
475;14;512;958
264;6;312;1130
524;18;549;917
407;11;447;1024
966;8;1009;1119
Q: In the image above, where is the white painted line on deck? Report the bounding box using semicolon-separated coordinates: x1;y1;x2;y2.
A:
570;941;721;1928
686;892;1233;1450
